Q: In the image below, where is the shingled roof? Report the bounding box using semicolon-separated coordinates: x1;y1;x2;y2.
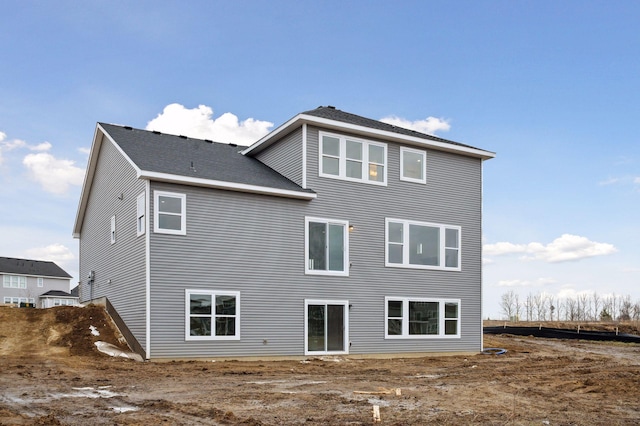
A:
301;106;477;149
0;257;72;278
100;123;313;195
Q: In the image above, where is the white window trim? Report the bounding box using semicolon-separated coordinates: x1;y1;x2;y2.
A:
384;297;461;339
154;191;187;235
110;215;116;244
304;299;350;356
3;275;27;289
185;289;240;341
400;146;427;184
385;218;461;271
304;216;349;277
318;131;387;186
37;277;44;287
136;192;146;237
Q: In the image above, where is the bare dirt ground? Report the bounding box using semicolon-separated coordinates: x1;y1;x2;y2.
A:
1;306;639;425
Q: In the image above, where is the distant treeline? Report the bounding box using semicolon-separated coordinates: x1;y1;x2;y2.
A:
498;290;640;322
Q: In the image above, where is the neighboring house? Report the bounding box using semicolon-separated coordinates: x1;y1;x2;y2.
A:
39;290;80;308
0;257;76;308
73;106;495;360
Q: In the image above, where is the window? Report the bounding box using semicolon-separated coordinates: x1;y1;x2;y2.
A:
37;278;43;287
3;297;35;306
110;215;116;244
386;219;461;271
319;132;387;185
3;275;26;289
185;290;240;340
136;192;146;236
305;217;349;276
154;191;186;235
400;147;426;184
385;297;460;338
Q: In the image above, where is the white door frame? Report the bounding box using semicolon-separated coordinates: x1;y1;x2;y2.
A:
304;299;349;356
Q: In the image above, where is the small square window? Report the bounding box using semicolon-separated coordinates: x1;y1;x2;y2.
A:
154;191;186;235
186;290;240;340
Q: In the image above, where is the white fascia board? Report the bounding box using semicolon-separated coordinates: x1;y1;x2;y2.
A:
72;124;143;238
243;113;496;160
138;171;317;200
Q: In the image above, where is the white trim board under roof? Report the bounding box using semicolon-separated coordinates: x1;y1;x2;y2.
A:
73;123;316;238
242;106;496;161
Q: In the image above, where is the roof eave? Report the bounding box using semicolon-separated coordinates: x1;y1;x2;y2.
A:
72;124;105;238
242;113;496;160
138;171;317;200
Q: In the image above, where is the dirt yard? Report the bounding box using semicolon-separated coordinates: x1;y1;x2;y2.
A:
1;306;639;425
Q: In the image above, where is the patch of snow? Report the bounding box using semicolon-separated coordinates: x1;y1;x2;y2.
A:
111;406;139;413
94;341;143;362
89;325;100;336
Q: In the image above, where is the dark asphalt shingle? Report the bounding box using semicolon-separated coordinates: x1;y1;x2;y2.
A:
0;257;72;278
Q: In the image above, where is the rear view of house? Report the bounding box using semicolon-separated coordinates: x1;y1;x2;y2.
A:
0;257;76;308
73;106;495;360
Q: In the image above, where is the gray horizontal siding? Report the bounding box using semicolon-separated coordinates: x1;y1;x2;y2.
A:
147;124;484;358
253;127;303;187
78;135;147;352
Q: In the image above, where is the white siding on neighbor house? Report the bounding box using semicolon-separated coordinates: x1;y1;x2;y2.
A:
146;124;484;358
78;135;148;353
1;275;70;305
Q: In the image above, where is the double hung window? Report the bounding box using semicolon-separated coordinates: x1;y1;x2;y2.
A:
319;132;386;185
385;297;460;338
386;219;460;271
154;191;186;235
305;217;349;276
3;275;26;289
185;290;240;340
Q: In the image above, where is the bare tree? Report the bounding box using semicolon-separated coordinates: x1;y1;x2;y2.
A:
500;290;516;321
514;293;523;322
619;295;632;321
525;293;533;321
591;292;601;322
578;293;590;321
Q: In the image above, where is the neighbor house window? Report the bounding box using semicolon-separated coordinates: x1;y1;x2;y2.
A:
305;217;349;276
3;275;26;289
319;132;387;185
136;192;146;236
110;215;116;244
37;277;44;287
3;297;35;305
386;218;461;271
154;191;186;235
385;297;460;338
400;147;427;184
185;290;240;340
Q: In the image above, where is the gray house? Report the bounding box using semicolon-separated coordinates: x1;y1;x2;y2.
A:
0;257;76;308
73;106;495;360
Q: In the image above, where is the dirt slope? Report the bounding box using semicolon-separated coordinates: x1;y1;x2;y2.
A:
0;305;129;359
1;307;639;425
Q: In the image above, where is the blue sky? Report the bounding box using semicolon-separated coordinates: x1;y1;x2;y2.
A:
1;1;638;318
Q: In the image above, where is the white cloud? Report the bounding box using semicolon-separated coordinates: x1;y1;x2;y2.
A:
78;147;91;155
22;152;85;195
484;234;617;263
635;177;640;184
146;103;273;146
25;243;75;265
30;141;52;152
380;115;451;134
495;277;557;288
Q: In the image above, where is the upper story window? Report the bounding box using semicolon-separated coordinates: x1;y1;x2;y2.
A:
305;217;349;276
386;218;461;271
185;289;240;340
37;277;44;287
154;191;186;235
3;275;26;289
385;297;460;338
400;147;427;184
136;192;146;236
319;132;387;185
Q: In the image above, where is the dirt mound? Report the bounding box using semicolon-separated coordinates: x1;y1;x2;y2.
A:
0;305;129;359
